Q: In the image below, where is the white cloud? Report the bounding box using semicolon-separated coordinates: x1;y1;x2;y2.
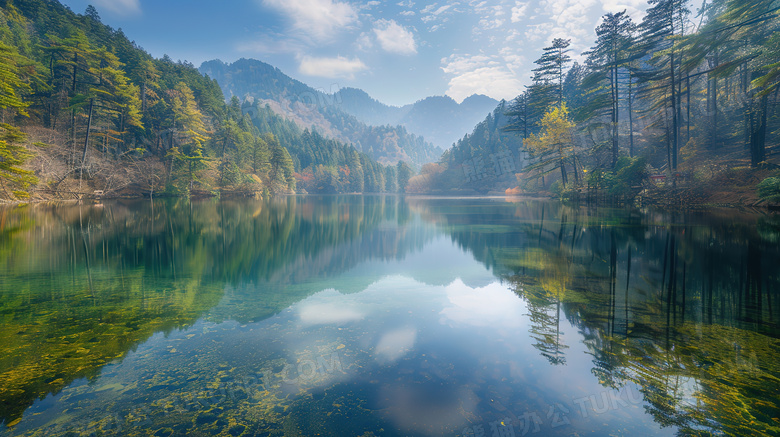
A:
432;4;454;15
524;22;554;42
479;18;505;30
298;301;366;325
421;4;438;14
601;0;648;19
499;45;526;74
421;2;458;24
374;327;417;362
373;19;418;55
263;0;357;40
511;1;529;22
400;10;416;16
440;280;527;328
91;0;141;16
469;0;489;12
536;0;598;45
441;54;523;102
299;55;368;79
355;32;374;51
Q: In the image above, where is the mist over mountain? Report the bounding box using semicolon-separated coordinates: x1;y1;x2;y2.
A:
199;59;497;154
331;89;499;149
200;59;442;167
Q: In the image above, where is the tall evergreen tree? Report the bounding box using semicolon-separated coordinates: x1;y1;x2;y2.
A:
637;0;690;172
586;11;636;168
533;38;573;108
396;161;413;193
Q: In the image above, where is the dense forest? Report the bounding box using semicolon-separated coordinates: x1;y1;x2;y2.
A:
418;0;780;205
244;101;414;194
0;0;409;201
1;0;779;204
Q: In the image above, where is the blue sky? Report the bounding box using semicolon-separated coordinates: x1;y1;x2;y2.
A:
59;0;650;106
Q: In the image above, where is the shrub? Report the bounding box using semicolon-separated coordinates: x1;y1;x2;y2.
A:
608;157;648;197
757;177;780;203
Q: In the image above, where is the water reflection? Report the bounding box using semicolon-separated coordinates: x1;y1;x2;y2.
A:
0;197;777;436
411;198;780;436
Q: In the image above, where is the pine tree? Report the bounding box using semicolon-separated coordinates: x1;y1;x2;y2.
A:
167;82;210;191
0;41;36;198
0;124;37;199
0;41;31;118
346;149;364;193
586;11;636;168
532;38;572;108
637;0;689;172
396;161;413;193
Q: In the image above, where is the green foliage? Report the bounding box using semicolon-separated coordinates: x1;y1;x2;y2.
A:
532;38;572;108
247;103;400;194
312;164;341;194
396;161;413;193
165;145;210;194
439;102;523;193
587;157;647;198
0;1;406;199
218;159;243;188
0;124;37;198
550;180;563;197
757;176;780;203
608;156;648;196
0;40;30;116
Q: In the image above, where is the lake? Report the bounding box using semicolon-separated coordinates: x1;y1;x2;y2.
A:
0;196;778;436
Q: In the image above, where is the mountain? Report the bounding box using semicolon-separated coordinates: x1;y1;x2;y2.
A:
333;87;401;127
331;89;499;150
399;95;499;150
199;59;442;167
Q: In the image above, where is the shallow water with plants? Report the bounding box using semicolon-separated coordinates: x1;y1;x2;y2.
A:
0;196;778;436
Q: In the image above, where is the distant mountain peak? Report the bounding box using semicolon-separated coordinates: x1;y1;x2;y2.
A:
199;58;442;167
200;57;500;150
462;94;499;104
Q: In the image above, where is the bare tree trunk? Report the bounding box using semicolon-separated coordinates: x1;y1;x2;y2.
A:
670;52;678;171
750;92;768;167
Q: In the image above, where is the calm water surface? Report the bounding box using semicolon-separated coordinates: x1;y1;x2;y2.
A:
0;196;778;436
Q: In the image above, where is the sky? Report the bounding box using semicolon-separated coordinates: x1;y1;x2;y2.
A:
58;0;651;107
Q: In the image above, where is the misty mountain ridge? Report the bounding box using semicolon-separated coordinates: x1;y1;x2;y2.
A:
200;59;498;151
200;58;442;167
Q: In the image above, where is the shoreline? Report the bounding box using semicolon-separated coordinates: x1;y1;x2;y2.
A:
3;191;777;213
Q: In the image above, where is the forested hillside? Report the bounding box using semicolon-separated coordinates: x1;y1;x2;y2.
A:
418;0;780;203
0;0;406;201
406;101;525;194
200;59;442;167
243;101;413;194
